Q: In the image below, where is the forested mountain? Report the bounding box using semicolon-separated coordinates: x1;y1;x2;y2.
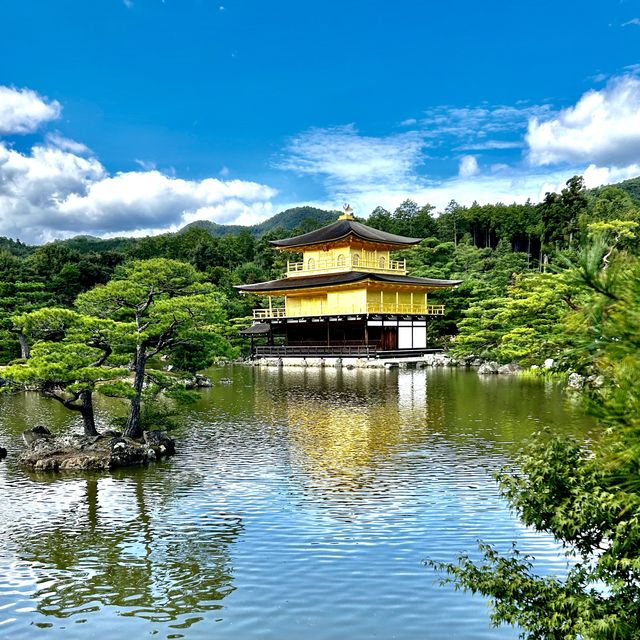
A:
180;206;338;238
608;175;640;204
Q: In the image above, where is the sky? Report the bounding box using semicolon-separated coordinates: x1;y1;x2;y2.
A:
1;0;640;243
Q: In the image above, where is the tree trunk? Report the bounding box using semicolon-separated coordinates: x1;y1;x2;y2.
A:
124;345;146;439
79;390;99;437
17;332;30;359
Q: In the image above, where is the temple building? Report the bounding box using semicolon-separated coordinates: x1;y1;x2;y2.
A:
236;207;461;358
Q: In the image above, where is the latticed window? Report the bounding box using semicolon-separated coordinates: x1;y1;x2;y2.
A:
307;258;316;270
352;253;360;266
337;254;346;267
378;256;386;268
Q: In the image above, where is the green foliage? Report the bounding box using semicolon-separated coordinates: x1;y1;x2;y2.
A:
110;375;200;432
453;272;582;365
431;242;640;639
74;258;232;437
0;281;54;361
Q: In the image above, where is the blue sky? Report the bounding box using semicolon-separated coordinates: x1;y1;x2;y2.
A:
1;0;640;242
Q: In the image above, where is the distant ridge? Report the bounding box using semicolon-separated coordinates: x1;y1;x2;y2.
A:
602;176;640;205
4;175;640;253
180;206;339;238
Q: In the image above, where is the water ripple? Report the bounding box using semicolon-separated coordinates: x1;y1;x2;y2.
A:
0;367;595;639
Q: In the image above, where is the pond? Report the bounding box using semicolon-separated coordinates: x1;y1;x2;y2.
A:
0;366;595;639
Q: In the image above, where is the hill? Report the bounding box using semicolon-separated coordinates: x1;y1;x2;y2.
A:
0;236;33;257
181;206;338;238
609;176;640;205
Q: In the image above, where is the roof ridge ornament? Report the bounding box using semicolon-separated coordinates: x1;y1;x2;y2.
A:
339;203;354;220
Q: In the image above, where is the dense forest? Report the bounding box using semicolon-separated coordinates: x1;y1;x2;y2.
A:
2;175;640;367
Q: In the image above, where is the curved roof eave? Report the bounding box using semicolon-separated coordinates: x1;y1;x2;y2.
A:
234;271;462;293
269;219;422;249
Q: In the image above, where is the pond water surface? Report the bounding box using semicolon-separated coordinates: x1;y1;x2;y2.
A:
0;366;595;639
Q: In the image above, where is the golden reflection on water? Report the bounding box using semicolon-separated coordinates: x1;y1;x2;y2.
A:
250;367;450;509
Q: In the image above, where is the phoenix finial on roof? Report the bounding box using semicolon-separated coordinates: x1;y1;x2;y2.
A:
340;203;354;219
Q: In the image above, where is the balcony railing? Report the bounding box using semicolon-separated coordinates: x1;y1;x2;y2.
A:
366;303;445;315
252;304;445;319
286;257;406;277
254;307;287;319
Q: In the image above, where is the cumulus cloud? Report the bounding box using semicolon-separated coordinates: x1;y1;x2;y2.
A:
0;86;61;135
526;75;640;167
277;124;425;192
458;155;479;177
0;139;277;243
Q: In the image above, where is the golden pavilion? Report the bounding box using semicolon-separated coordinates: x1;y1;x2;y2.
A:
236;207;461;357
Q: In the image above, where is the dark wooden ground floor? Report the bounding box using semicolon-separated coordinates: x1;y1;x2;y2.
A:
244;315;435;358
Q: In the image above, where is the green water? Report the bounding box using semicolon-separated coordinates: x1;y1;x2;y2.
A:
0;366;595;639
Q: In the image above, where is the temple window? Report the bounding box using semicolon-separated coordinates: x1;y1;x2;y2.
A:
307;258;316;270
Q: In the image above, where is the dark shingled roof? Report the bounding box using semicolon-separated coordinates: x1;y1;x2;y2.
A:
238;322;271;335
269;218;422;249
235;271;462;293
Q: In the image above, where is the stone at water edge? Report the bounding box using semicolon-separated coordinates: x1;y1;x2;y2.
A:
498;363;522;375
194;374;212;387
543;358;555;369
22;425;52;445
143;430;176;456
477;361;499;375
0;446;7;460
567;372;585;390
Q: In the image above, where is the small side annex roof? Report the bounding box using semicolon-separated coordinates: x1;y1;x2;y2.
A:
235;271;462;293
269;218;422;250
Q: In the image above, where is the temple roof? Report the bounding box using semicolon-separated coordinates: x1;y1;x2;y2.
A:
238;322;271;335
235;271;462;293
269;218;422;249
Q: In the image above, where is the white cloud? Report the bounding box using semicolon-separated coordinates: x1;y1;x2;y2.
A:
458;155;479;177
45;132;91;155
275;109;640;219
0;140;277;243
134;158;157;171
308;164;636;220
277;124;425;192
0;86;61;135
526;75;640;166
456;140;522;151
622;18;640;26
419;103;552;142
